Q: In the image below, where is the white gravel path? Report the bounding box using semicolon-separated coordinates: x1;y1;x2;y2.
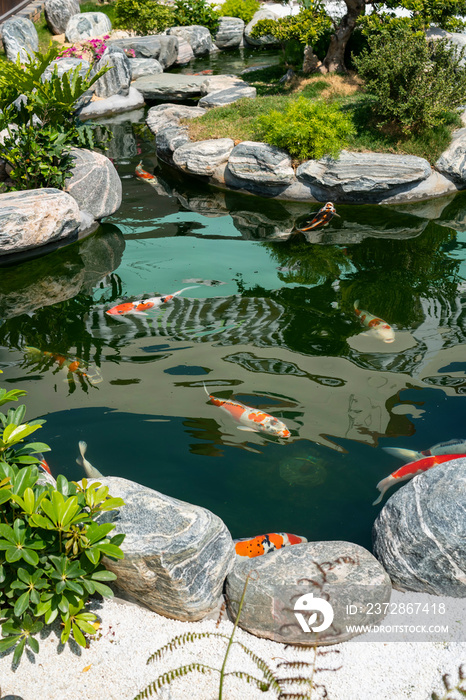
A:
0;589;464;700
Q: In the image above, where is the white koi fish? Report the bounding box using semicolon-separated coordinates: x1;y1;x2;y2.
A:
76;441;103;479
354;300;395;343
383;438;466;463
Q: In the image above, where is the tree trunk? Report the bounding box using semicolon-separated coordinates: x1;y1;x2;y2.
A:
302;44;321;74
320;0;365;73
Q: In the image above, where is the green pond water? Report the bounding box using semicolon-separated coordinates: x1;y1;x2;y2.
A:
2;101;466;552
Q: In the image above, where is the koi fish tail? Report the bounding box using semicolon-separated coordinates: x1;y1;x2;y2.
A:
172;286;199;298
203;382;210;398
354;300;360;313
372;475;396;505
382;447;420;463
76;441;103;479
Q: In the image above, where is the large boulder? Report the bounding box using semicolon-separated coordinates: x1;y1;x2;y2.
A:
78;86;144;119
43;57;91;80
373;458;466;597
133;72;206;100
215;17;244;49
65;12;112;43
93;47;131;98
244;9;280;47
65;148;122;220
436;127;466;186
146;103;206;134
226;541;391;645
227;141;295;188
167;25;213;56
129;57;163;80
173;138;235;176
198;84;256;108
156;125;190;160
108;35;178;69
174;38;194;65
297;151;431;194
0;17;38;63
92;477;236;621
44;0;80;35
0;189;81;256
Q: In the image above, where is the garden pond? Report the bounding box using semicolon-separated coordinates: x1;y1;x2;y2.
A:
2;104;466;552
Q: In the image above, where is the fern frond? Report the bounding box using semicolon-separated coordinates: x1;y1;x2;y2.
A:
225;670;271;691
233;641;281;691
275;676;315;686
278;693;313;700
147;632;229;664
134;663;217;699
277;661;315;670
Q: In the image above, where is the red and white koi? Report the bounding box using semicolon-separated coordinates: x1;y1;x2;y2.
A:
23;347;102;385
204;385;291;438
106;286;198;316
383;438;466;463
296;202;339;232
373;452;466;505
135;161;159;185
234;532;307;558
354;300;395;344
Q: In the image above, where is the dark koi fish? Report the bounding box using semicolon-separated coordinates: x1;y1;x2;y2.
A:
296;202;339;232
235;532;307;558
373;453;466;505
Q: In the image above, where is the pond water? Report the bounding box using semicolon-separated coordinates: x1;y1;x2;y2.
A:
2;107;466;552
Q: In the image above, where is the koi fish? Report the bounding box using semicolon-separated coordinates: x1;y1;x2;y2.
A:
204;385;291;438
135;161;159;184
76;441;103;479
234;532;307;558
24;347;89;376
354;300;395;343
38;454;52;475
106;286;198;316
383;438;466;463
373;452;466;505
296;202;339;232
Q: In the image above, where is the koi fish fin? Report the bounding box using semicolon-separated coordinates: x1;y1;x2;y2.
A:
76;441;103;479
237;426;258;432
203;382;211;398
382;447;420;463
372;475;396;506
129;311;149;316
372;492;384;506
354;299;360;310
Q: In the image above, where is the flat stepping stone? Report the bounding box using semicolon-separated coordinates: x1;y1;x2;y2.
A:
199;84;256;108
132;73;207;100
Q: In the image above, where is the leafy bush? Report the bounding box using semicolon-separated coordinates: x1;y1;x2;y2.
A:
251;3;332;48
254;96;355;160
360;0;466;35
173;0;220;35
353;29;466;133
218;0;259;24
114;0;174;35
0;383;125;663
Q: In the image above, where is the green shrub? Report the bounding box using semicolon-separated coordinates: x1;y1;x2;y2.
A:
173;0;220;35
353;29;466;133
360;0;466;35
218;0;259;24
254;96;355;160
0;382;125;663
114;0;174;35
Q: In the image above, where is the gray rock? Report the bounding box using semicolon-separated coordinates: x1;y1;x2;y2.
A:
0;17;38;63
198;84;256;108
129;57;163;80
173;138;234;176
156;125;190;159
65;12;112;42
426;26;466;54
78;87;144;120
42;57;91;81
0;189;81;256
227;141;295;188
108;35;178;69
226;541;391;645
381;171;458;204
146;103;206;134
44;0;80;35
65;148;122;219
93;47;131;98
373;458;466;597
200;74;247;95
436;127;466;185
244;9;280;47
297;151;432;197
167;25;212;56
133;72;206;100
91;477;236;621
175;38;194;65
215;17;244;49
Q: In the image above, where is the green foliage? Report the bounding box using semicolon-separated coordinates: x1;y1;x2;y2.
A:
362;0;466;34
432;664;466;699
0;386;125;663
173;0;220;35
218;0;259;24
251;1;332;47
353;29;466;133
114;0;174;35
254;96;355;160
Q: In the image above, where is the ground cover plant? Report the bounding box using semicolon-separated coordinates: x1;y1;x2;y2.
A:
0;379;125;663
218;0;260;24
114;0;174;35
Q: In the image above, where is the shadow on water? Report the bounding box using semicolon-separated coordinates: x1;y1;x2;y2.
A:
2;117;466;548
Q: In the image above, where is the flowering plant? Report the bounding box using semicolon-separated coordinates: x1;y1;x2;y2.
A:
59;36;111;63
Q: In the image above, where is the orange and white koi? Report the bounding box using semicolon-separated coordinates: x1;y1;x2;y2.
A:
383;438;466;463
234;532;307;558
106;286;198;316
354;300;395;344
296;202;339;232
204;385;291;438
25;347;88;376
38;454;52;475
135;161;159;184
373;452;466;505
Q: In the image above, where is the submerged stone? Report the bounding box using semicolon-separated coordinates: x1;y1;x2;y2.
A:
279;453;327;486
